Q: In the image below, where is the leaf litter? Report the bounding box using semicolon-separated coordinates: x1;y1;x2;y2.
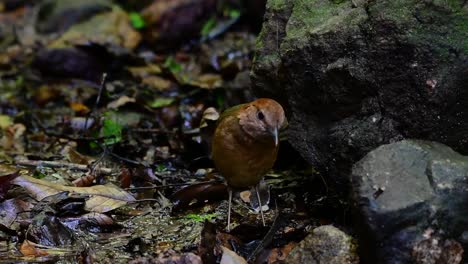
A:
0;0;341;263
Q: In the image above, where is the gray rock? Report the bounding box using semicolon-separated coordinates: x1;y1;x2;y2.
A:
285;225;359;264
351;140;467;263
251;0;468;183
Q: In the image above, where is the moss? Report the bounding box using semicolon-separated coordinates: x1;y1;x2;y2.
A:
266;0;287;11
431;0;466;12
283;0;366;49
370;0;415;22
370;0;467;55
405;1;468;56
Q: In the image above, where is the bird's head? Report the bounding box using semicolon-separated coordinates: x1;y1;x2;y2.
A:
238;98;287;146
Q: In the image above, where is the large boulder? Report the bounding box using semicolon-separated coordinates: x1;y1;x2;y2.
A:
351;140;467;263
251;0;468;182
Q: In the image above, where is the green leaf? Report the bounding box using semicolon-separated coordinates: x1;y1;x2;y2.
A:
155;164;167;172
200;16;216;36
129;12;145;29
101;118;122;145
149;97;175;108
186;213;218;222
163;56;182;73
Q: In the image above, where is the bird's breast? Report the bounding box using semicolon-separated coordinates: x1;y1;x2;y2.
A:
212;119;278;189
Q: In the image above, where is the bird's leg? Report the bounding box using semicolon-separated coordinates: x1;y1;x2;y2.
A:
255;184;266;226
227;187;232;232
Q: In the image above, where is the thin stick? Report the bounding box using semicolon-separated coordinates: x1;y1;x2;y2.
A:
125;180;222;191
247;200;280;262
255;184;266;226
227;188;232;232
84;72;107;135
15;159;112;174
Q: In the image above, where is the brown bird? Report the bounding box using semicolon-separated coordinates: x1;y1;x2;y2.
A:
211;98;287;231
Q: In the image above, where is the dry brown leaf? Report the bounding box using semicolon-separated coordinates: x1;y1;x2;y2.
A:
67;149;94;165
69;102;90;114
20;240;48;257
127;64;162;78
0;123;26;152
142;76;173;91
12;175;135;213
192;74;223;89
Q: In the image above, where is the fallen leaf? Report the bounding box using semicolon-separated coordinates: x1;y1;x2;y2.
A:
69;102;90;114
142;76;173;91
220;246;247;264
107;95;136;109
0;198;32;230
50;6;141;50
0;115;12;129
20;240;49;257
150;97;175;108
0;164;19;199
190;73;223;89
67;149;94;165
0;123;26;152
12;175;135;213
127;64;162;78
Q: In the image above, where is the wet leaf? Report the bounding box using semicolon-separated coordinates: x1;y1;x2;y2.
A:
61;212;115;230
171;182;227;212
12;175;136;213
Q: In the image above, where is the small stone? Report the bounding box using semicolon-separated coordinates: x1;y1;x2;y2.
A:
284;225;358;264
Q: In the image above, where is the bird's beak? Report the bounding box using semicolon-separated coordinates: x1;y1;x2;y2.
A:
273;127;279;146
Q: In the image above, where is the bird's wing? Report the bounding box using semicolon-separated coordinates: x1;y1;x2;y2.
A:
216;103;248;125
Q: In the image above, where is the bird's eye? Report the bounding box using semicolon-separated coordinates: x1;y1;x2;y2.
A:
257;111;265;120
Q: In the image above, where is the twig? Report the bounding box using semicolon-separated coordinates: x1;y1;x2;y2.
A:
84;73;107;132
247;201;281;262
15;159;112;174
125;180;222;191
